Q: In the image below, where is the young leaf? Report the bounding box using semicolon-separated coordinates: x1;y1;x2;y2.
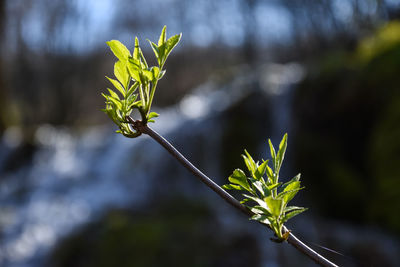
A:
158;69;166;79
127;59;142;82
103;108;119;125
222;184;242;190
127;82;139;96
101;93;108;100
251;205;272;216
254;159;269;180
267;183;281;191
240;198;250;204
148;112;159;120
276;133;288;173
252;180;266;197
139;49;149;69
268;139;276;165
281;181;301;203
282;208;308;223
265;165;274;183
133;37;140;60
164;33;182;62
128;99;140;110
127;93;138;103
106;77;125;96
107;88;120;100
149;41;159;60
284;206;306;213
158;25;167;46
242;150;256;174
142;69;154;81
151;67;160;82
107;40;131;62
243;194;268;209
114;61;129;89
264;196;284;217
282;173;301;189
250;214;272;226
228;169;250;191
107;95;122;110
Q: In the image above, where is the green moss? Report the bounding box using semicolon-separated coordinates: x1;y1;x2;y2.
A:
292;20;400;234
368;94;400;230
357;21;400;63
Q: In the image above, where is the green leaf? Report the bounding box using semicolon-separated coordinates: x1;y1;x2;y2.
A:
276;133;288;173
284;206;305;213
151;67;160;82
127;93;138;104
128;56;141;69
149;41;159;59
164;33;182;61
282;174;301;189
106;77;125;96
142;69;154;81
254;159;269;180
158;43;166;65
281;181;301;203
133;37;140;60
240;198;250;204
107;95;122;110
242;150;256;174
103;108;119;125
268;139;276;166
251;205;272;217
222;184;242;190
252;180;266;197
101;93;109;100
243;194;268;209
107;88;120;100
228;169;250;191
127;59;141;82
282;208;307;223
148;112;159;119
114;61;129;89
107;40;131;62
284;181;300;192
265;165;274;183
158;25;167;46
250;214;272;225
158;69;166;79
127;82;139;96
267;183;281;191
139;49;149;69
264;196;284;217
115;109;124;121
128;98;140;110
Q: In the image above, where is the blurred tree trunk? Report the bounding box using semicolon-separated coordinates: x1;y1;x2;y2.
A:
241;0;257;65
0;0;6;133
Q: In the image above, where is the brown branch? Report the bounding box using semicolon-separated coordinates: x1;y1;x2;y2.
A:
127;117;338;267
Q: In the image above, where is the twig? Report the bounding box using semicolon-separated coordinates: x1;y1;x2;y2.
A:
127;117;338;267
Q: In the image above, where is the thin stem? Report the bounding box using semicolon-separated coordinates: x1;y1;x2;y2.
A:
139;84;146;108
130;120;338;267
146;79;158;115
139;122;250;216
146;64;163;115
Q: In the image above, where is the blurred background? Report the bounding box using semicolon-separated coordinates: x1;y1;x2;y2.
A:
1;0;400;266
